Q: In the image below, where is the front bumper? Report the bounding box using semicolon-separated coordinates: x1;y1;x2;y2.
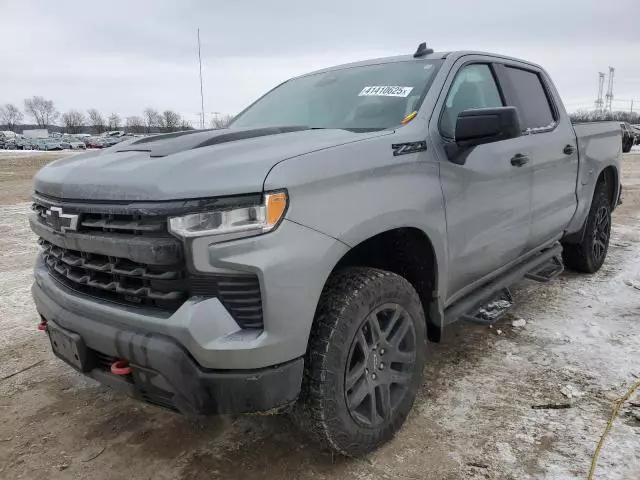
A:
32;219;348;370
36;307;303;415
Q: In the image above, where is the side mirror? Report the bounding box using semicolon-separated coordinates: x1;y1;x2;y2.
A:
446;107;522;164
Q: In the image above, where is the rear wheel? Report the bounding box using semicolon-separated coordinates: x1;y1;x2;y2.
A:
294;267;426;456
562;188;612;273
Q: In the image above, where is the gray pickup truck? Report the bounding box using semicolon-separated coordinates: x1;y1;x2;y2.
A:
30;44;621;456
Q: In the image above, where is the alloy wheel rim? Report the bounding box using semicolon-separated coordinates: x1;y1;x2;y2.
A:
592;206;610;263
344;303;417;428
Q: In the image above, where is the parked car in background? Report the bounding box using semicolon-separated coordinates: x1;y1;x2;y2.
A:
102;137;123;147
40;139;63;151
621;122;634;153
70;140;86;150
85;138;105;148
59;140;72;149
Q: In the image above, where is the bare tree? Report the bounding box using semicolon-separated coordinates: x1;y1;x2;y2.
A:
0;103;24;131
179;118;193;131
570;109;640;124
61;110;86;134
125;116;145;134
24;96;59;127
210;114;234;129
143;108;162;133
87;109;106;134
161;110;182;132
107;113;122;130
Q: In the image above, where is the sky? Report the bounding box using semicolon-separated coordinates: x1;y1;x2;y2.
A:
1;0;639;127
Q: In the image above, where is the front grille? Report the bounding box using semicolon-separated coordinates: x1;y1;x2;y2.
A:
32;203;166;236
40;239;187;310
32;196;264;329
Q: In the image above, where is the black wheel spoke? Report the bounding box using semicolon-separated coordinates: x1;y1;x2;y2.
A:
388;317;411;347
385;306;402;337
388;349;414;365
376;383;392;420
348;377;371;410
388;369;413;386
345;361;366;391
356;331;370;360
366;313;384;345
368;388;378;426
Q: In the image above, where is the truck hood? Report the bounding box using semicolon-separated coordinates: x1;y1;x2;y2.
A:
34;127;390;201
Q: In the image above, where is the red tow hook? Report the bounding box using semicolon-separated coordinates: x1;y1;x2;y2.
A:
37;320;48;332
111;359;132;376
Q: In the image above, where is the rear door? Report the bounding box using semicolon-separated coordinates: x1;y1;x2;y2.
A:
494;64;578;250
430;58;534;303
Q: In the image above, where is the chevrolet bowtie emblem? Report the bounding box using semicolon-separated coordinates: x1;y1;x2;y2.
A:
45;207;79;233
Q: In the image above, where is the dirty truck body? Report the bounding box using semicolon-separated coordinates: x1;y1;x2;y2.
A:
31;49;621;455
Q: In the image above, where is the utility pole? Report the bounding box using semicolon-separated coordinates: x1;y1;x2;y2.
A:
595;72;605;113
605;66;615;112
631;99;634;114
197;28;205;129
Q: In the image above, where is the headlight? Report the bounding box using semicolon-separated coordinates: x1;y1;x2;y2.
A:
168;191;288;241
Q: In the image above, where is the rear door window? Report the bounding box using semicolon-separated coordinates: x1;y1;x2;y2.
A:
504;67;555;131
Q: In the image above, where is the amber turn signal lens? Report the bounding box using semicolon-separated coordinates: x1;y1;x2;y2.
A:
401;111;417;125
265;191;288;226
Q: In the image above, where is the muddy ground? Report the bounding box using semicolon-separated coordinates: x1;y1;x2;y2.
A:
1;151;639;479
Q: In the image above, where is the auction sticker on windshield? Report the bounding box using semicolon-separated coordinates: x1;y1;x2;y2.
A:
358;86;414;97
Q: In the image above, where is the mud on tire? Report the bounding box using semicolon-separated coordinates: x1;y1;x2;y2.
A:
292;267;426;457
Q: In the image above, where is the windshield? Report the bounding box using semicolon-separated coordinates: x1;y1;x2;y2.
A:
231;60;443;131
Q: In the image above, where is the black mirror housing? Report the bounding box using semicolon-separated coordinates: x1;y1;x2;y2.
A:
446;107;522;164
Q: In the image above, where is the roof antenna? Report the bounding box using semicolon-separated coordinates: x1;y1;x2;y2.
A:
413;42;434;58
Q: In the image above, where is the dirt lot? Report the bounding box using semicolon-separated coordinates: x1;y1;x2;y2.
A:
1;151;639;479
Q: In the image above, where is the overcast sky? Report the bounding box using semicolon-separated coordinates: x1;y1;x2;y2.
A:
2;0;639;127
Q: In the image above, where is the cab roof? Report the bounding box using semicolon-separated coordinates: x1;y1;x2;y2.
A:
299;50;544;78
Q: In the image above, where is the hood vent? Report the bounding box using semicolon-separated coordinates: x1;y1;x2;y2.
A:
115;127;311;158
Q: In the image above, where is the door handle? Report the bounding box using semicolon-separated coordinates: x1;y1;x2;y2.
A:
510;153;529;167
563;144;576;155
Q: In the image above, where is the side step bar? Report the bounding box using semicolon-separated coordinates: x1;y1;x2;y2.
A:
460;287;514;325
445;243;563;325
525;254;564;283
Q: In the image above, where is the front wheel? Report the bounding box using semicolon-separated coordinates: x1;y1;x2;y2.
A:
562;188;612;273
294;267;426;457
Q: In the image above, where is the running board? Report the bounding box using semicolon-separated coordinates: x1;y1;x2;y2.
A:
460;288;514;325
444;243;563;325
525;254;564;283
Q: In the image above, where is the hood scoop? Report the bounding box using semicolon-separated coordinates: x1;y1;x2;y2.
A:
116;126;311;158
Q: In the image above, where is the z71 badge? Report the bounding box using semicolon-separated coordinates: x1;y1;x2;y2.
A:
391;141;427;156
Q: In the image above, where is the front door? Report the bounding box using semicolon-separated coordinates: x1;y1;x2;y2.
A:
430;61;533;303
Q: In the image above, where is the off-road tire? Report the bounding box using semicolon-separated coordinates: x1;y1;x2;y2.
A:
562;188;612;273
293;267;426;457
